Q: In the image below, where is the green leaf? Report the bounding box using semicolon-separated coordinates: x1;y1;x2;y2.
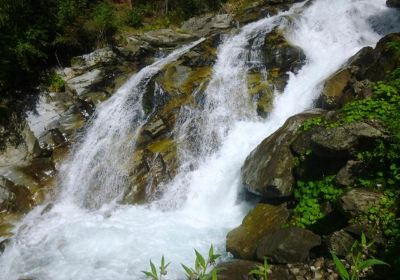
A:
208;245;214;260
150;260;158;278
359;258;389;271
331;253;350;280
211;269;218;280
361;233;367;247
195;249;206;269
182;264;194;277
142;271;156;280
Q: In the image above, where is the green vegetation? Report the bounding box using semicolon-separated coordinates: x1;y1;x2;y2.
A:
47;73;65;93
0;0;228;101
142;245;221;280
248;257;270;280
292;176;343;228
331;233;388;280
293;64;400;277
142;256;170;280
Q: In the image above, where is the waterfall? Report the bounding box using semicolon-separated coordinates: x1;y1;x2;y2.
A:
58;39;205;209
0;0;397;279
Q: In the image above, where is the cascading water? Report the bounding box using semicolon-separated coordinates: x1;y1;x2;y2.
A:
1;0;398;279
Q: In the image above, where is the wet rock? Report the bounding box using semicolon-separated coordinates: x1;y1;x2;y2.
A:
0;238;10;254
326;230;355;257
387;0;400;8
38;129;67;154
51;146;70;171
320;69;352;110
181;14;234;37
263;26;306;91
0;176;32;214
0;177;16;211
246;70;274;117
319;33;400;109
233;0;304;24
310;121;386;159
241;110;325;198
256;227;321;264
141;29;196;48
338;189;383;218
123;138;178;204
0;123;41;167
226;203;289;259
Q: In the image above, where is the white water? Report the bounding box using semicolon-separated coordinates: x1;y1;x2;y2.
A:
0;0;398;279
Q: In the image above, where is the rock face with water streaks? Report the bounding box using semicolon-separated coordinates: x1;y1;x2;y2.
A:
123;37;218;204
224;33;400;279
319;33;400;109
241;109;325;198
263;26;306;91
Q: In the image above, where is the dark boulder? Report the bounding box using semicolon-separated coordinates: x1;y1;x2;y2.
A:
310;121;386;159
263;26;306;91
338;189;383;218
387;0;400;8
256;227;321;264
226;203;289;259
241;109;325;198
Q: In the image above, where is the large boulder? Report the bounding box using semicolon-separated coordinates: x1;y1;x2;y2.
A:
338;189;383;218
241;110;325;198
310;121;386;159
319;33;400;109
320;69;352;110
226;203;289;259
256;227;321;264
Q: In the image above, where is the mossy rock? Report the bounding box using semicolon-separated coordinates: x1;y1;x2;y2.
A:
226;203;289;260
123;138;178;204
246;71;274;117
263;26;306;92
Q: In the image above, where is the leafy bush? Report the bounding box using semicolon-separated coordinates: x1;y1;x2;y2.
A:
126;8;143;28
87;2;118;45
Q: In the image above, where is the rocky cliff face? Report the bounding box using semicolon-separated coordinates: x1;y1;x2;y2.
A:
0;0;304;238
226;32;400;279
